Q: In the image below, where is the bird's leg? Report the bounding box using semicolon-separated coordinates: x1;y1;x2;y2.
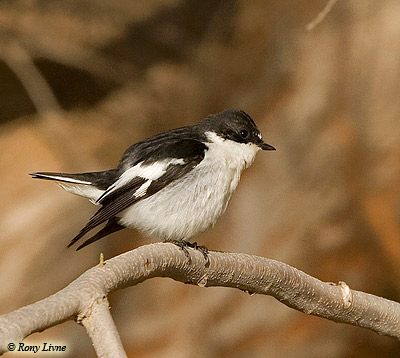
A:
187;242;210;267
165;239;209;266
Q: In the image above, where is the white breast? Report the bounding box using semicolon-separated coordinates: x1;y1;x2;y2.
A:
118;133;261;241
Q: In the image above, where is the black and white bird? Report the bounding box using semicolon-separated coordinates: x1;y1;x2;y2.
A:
31;109;275;254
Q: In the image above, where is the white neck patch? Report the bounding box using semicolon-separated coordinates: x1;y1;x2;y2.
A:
205;131;260;168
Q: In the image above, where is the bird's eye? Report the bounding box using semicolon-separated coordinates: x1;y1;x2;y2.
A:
240;129;249;139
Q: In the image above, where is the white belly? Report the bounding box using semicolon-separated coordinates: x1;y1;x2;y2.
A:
118;164;236;240
118;139;260;240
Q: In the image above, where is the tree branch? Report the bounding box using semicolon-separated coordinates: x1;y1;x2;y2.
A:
80;296;127;358
0;243;399;356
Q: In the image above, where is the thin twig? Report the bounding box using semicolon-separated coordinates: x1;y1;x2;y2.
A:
1;39;95;169
306;0;340;31
2;40;62;115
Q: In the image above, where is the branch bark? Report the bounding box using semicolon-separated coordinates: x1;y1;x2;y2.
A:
80;296;127;358
0;243;399;356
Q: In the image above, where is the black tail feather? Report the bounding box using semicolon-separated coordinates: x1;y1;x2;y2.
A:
30;170;119;190
68;218;124;250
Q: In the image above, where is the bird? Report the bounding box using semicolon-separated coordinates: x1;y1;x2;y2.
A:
31;109;275;257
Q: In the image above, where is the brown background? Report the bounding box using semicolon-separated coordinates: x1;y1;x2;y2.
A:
1;1;400;357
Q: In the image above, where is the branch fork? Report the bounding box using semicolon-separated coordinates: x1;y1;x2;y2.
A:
0;243;399;357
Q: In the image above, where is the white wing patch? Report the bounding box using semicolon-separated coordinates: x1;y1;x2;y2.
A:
134;180;152;199
97;158;185;203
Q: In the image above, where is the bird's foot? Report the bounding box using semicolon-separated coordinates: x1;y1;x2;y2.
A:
187;241;210;266
166;239;210;267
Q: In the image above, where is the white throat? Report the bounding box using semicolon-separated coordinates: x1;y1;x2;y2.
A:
205;131;260;169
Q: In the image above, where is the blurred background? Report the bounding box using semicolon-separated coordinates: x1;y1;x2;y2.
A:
1;0;400;357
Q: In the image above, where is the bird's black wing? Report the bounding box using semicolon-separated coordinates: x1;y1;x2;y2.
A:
68;139;207;249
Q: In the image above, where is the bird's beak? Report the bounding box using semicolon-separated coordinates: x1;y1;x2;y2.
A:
259;142;276;151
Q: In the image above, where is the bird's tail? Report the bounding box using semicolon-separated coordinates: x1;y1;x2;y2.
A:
31;172;94;184
30;170;118;202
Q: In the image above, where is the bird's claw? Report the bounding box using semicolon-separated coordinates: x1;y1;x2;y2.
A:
166;240;210;267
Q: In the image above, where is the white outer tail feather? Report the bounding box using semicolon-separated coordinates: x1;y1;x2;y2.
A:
36;174;92;185
33;173;104;203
